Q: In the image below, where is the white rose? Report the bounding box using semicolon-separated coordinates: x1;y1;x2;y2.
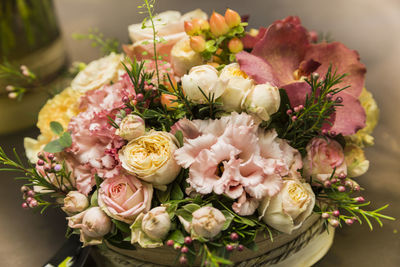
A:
171;37;203;77
259;179;315;234
116;115;146;141
244;83;280;122
142;207;171;240
62;191;89;215
344;144;370;177
119;131;181;190
192;207;226;239
219;63;254;112
181;65;227;103
71;53;124;93
67;207;112;246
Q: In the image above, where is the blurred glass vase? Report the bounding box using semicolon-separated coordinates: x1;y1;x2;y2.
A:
0;0;67;134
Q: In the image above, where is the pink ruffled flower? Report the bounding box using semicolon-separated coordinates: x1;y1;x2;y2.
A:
237;16;366;136
98;173;153;224
303;137;347;183
174;113;302;216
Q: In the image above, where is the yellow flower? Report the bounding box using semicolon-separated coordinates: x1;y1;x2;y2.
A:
345;88;379;147
119;131;181;190
24;87;82;162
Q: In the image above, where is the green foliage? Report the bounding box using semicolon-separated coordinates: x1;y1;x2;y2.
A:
72;28;120;55
43;121;72;153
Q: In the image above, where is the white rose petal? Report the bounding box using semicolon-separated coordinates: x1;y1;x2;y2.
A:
142;207;171;240
244;83;280;122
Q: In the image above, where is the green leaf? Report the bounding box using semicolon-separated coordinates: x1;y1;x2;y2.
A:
171;183;184;200
43;140;64;153
174;130;184;147
50;121;64;136
182;203;201;213
167;229;184;244
156;187;171;203
90;190;98;206
94;174;103;189
59;132;72;148
221;210;234;230
112;219;131;233
175;209;193;222
233;216;256;227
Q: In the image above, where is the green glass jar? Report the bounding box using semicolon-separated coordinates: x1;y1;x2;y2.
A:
0;0;68;134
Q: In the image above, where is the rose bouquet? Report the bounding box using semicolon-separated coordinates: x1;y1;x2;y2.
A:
0;1;394;266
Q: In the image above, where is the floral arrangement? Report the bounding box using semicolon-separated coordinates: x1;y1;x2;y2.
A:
0;1;394;266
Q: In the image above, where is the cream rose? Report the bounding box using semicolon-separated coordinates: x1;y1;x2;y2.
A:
116;114;146;141
62;191;89;215
170;37;203;77
258;179;315;234
344;144;370;177
67;207;112;247
219;63;254;112
191;207;226;239
119;131;181;189
131;206;171;248
71;53;124;93
244;83;280;122
97;174;153;224
181;65;227;103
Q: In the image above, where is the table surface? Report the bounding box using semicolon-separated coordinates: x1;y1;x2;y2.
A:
1;0;400;266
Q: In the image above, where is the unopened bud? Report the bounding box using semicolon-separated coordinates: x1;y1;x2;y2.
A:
210;12;230;36
228;37;243;53
161;94;179;110
192;18;209;31
224;8;241;28
190;36;206;52
184;21;199;35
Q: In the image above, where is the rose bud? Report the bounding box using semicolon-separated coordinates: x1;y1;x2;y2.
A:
161;94;179;110
190;36;206;53
141;207;171;241
228;37;244;53
192;207;226;239
67;207;112;246
244;82;280;122
192;18;210;31
62;191;89;215
116;114;146;141
210;12;230;36
224;8;241;28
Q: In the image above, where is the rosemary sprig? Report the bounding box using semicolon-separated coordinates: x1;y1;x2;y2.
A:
72;28;120;55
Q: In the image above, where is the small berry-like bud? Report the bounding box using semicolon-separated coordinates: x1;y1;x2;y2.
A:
298;105;304;110
354;185;361;191
54;164;62;172
322;129;328;135
355;196;365;203
339;172;347;179
237;244;244;251
136;93;144;102
326;93;333;100
312;72;320;80
329;219;339;228
6;85;15;92
345;180;353;187
324;180;332;188
29;199;38;207
294;106;300;112
122;96;130;103
26;197;33;203
8;92;17;99
184;21;198;35
20;186;29;194
226;244;234;251
184;236;192;245
337;185;346;192
181;246;189;253
291;115;297;121
179;255;187;265
47;153;55;160
37;159;45;166
345;219;354;225
22;202;29;209
130;99;137;106
190;36;206;52
321;212;330;219
166;240;174;247
332;210;340;217
331;178;338;183
330;131;336;137
228;38;244;53
224;8;241;28
210;12;230;36
230;232;239;241
27;190;35;197
286;109;293;115
335;96;343;103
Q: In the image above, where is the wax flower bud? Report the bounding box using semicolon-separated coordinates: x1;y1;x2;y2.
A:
224;8;241;28
190;36;206;52
210;12;230;36
228;37;244;53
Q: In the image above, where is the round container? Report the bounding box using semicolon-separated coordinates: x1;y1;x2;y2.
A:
91;214;334;267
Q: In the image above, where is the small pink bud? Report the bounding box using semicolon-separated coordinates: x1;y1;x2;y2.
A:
130;99;137;106
354;185;361;191
322;129;328;135
136;93;144;102
20;186;29;193
166;240;174;247
54;164;62;172
332;210;340;217
226;244;234;251
29;199;38;207
224;8;241;28
330;131;336;137
337;185;346;192
329;219;339;228
6;85;14;92
321;212;330;219
184;236;192;245
122;96;130;103
335;96;343;103
210;12;230;36
331;178;338;183
355;196;365;203
309;31;318;43
47;153;55;160
294;106;300;112
326;93;333;100
26;197;33;203
237;244;244;251
345;180;353;187
179;255;187;265
339;172;347;179
228;37;243;53
190;36;206;52
324;180;331;188
230;232;239;241
37;159;45;166
27;190;35;197
291;115;297;121
345;219;354;225
22;202;29;209
181;246;189;253
286;109;293;115
8;92;17;99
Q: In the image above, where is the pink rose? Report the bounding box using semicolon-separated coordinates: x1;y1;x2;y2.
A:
98;173;153;224
303;137;347;182
67;207;112;247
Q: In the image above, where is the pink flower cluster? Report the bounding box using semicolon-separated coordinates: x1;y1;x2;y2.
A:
173;113;302;215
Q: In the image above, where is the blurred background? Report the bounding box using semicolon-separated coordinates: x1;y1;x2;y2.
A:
0;0;399;266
